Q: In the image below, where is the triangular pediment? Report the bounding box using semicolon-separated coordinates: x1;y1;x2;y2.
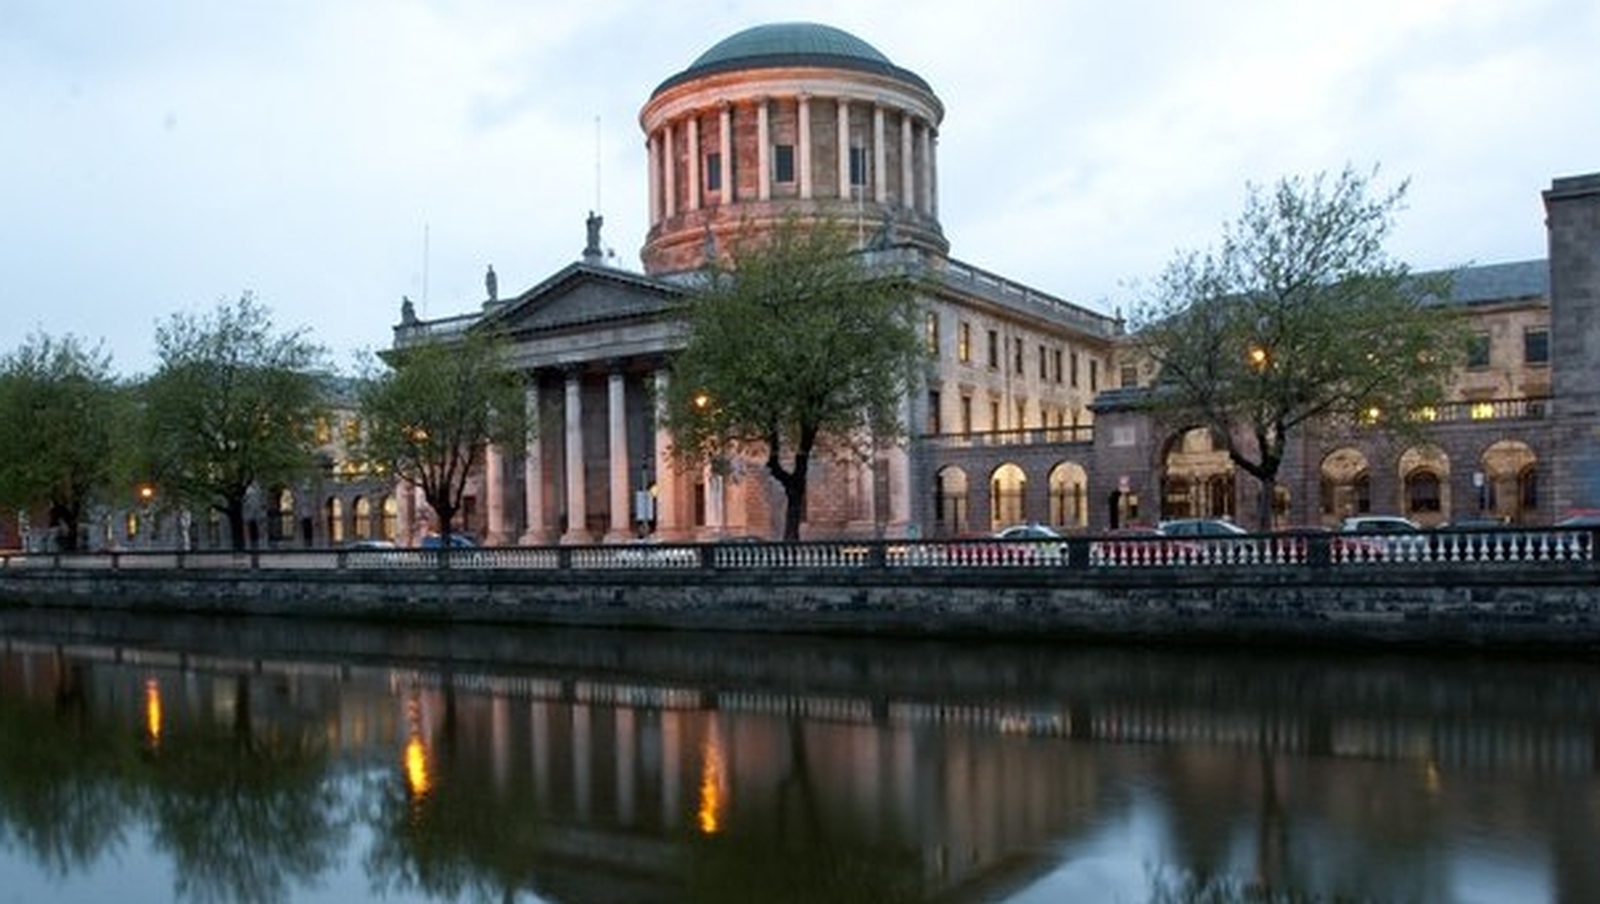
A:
484;263;685;335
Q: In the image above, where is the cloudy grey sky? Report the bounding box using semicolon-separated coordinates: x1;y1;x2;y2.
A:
4;0;1597;375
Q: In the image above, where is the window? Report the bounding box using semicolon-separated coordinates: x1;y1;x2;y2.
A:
989;400;1001;432
705;152;722;192
987;330;999;369
1467;332;1490;369
1013;337;1024;375
925;312;940;355
1090;360;1099;392
957;322;971;363
1038;345;1048;380
1016;400;1027;430
1120;364;1138;388
1053;349;1063;384
927;390;941;434
1406;470;1441;513
849;146;867;187
1524;328;1549;366
774;144;795;183
960;395;973;434
1070;351;1079;388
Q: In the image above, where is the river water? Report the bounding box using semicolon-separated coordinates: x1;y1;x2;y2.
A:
0;609;1594;904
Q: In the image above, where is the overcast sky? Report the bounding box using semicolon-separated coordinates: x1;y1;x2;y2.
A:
4;0;1597;375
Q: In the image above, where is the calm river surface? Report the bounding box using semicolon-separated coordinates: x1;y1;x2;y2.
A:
0;608;1596;903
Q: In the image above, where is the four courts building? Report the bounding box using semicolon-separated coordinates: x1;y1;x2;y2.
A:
386;21;1600;547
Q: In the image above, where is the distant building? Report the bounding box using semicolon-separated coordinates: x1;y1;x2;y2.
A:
391;22;1600;543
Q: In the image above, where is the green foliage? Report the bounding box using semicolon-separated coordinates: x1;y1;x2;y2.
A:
354;329;525;541
139;294;328;549
1130;166;1463;528
0;333;128;550
660;216;925;539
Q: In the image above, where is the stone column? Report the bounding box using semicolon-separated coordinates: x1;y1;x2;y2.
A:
887;444;912;535
756;99;771;202
930;128;939;219
605;367;632;543
647;132;661;225
798;94;813;200
718;103;733;203
836;98;851;198
900;112;914;210
561;370;588;544
686;116;701;212
520;382;548;545
919;123;932;215
484;442;507;545
873;104;887;204
663;121;677;219
653;370;679;539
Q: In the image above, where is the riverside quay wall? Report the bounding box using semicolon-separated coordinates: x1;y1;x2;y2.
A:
2;531;1599;648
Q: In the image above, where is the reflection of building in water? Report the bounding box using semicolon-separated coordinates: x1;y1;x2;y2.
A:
5;637;1600;900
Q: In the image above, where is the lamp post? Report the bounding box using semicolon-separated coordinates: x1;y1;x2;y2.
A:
136;484;155;549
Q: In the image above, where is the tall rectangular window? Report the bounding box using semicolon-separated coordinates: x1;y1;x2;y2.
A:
927;390;941;434
705;152;722;192
987;330;999;369
849;146;868;187
1467;332;1491;369
1090;360;1099;392
1070;351;1079;388
1038;345;1048;380
957;322;971;363
1053;349;1063;384
925;311;940;356
990;400;1002;432
1013;337;1024;375
774;144;795;183
1016;400;1028;430
960;395;973;434
1120;364;1139;388
1524;327;1549;365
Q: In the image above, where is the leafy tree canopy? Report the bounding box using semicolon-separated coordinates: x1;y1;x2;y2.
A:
140;294;328;549
0;333;127;550
1129;166;1464;529
355;329;525;543
660;217;925;540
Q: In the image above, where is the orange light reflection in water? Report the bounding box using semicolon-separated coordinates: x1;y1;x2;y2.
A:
697;718;727;835
403;695;431;798
144;679;162;748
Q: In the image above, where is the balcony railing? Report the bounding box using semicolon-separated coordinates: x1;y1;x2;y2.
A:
3;526;1593;573
921;425;1095;449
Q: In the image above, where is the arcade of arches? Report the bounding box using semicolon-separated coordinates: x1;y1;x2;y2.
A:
928;428;1546;537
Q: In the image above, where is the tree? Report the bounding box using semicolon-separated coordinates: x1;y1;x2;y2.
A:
660;217;925;541
1129;166;1463;530
140;295;328;550
354;329;525;545
0;334;128;551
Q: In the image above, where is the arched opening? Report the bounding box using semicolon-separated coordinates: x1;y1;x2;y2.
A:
325;497;345;545
353;496;373;540
1399;445;1451;526
1480;439;1538;524
1048;462;1089;530
268;487;295;543
380;495;399;541
933;466;969;538
1319;448;1372;526
990;463;1027;531
1160;428;1234;521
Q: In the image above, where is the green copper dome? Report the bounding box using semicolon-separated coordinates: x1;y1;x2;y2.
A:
652;22;931;97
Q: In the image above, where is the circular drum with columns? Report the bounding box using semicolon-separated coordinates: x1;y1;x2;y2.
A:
639;21;947;274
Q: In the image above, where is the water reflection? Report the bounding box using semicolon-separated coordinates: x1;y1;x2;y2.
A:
0;611;1596;902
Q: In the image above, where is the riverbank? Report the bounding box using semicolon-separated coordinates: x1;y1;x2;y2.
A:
3;534;1599;648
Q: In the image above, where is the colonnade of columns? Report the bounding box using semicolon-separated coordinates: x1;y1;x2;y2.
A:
645;94;938;228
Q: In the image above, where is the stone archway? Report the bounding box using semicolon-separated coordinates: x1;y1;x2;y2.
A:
1480;439;1539;524
990;463;1027;530
933;465;969;538
1160;428;1234;521
1320;447;1372;527
1398;445;1451;526
1048;461;1090;530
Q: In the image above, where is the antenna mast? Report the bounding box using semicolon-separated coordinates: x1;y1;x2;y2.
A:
422;223;430;315
594;115;603;214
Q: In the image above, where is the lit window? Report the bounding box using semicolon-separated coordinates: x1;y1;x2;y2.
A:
925;312;940;355
957;322;971;363
1470;401;1496;420
774;144;794;183
1524;328;1549;366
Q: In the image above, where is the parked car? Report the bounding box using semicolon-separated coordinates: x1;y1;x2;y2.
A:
420;533;478;549
1554;511;1600;528
1090;525;1200;565
1340;515;1426;557
1157;518;1248;537
948;523;1065;565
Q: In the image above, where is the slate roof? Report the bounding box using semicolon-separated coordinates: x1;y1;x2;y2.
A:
1443;259;1549;305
